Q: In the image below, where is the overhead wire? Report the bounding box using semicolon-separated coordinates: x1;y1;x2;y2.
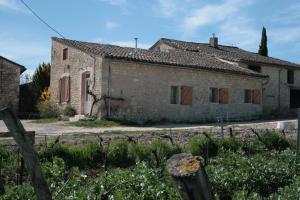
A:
20;0;65;38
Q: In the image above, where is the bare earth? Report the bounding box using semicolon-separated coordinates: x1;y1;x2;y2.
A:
0;119;297;136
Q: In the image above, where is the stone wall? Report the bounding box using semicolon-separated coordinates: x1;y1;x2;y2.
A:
50;40;103;115
0;58;21;113
100;59;263;123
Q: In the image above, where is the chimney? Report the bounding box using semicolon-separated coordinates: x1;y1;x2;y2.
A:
209;33;218;48
134;37;138;53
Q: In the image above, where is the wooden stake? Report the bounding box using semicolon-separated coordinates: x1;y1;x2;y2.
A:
0;107;52;200
166;153;214;200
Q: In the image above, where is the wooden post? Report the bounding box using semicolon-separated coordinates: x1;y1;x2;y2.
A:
297;109;300;156
166;153;214;200
0;107;52;200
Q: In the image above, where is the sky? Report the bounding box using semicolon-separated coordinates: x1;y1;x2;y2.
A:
1;0;300;75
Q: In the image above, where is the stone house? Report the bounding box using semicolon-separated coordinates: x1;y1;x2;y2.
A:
50;36;300;123
0;56;26;113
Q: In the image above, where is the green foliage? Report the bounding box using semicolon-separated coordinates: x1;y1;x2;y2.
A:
32;118;59;124
63;104;77;117
186;136;218;158
259;130;291;151
2;183;35;200
69;119;122;127
40;142;103;169
258;26;268;56
37;101;60;118
216;137;242;152
108;140;135;167
32;63;51;96
206;149;300;199
88;162;180;200
148;140;182;162
129;143;152;162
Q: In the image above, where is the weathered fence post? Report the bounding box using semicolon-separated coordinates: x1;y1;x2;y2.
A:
166;153;214;200
0;107;52;200
297;108;300;156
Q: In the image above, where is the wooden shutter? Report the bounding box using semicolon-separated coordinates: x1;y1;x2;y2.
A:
219;88;229;104
58;79;62;103
181;86;193;105
252;89;261;104
65;76;70;102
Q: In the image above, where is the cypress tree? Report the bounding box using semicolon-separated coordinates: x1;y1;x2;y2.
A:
258;26;268;56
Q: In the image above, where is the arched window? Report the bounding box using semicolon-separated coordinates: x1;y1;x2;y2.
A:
58;76;70;103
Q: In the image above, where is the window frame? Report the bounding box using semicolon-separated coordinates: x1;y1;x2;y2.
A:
244;89;252;103
210;88;219;103
63;48;68;60
170;86;179;104
287;69;294;84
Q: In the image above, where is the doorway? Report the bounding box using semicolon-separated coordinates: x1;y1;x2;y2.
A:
290;89;300;108
81;72;92;115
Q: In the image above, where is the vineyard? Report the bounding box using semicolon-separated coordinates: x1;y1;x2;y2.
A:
0;129;300;199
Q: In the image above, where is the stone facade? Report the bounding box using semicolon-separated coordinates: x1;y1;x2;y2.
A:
0;57;25;113
50;40;103;115
51;39;264;123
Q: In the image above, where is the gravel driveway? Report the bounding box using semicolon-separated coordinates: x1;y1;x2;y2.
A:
0;119;297;136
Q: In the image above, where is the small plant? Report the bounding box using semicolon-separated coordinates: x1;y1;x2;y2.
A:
40;142;103;169
148;140;182;162
108;140;135;167
40;87;51;102
216;137;242;152
259;130;291;151
186;136;218;158
63;104;77;117
37;101;60;118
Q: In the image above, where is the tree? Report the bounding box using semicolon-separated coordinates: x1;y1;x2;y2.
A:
32;63;51;99
258;26;268;57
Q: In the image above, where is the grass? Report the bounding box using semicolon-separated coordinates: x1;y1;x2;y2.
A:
68;119;125;128
32;118;59;124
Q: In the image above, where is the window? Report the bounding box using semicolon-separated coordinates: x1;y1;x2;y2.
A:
252;89;261;104
219;88;229;104
248;65;261;73
244;89;252;103
210;88;219;103
181;86;193;105
58;76;70;103
170;86;178;104
287;70;294;84
63;48;68;60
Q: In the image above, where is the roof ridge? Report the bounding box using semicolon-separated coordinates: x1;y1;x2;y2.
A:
160;38;239;48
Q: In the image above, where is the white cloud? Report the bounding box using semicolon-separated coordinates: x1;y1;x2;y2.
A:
182;0;254;33
105;20;118;29
100;0;126;6
0;0;25;11
155;0;193;17
110;40;151;49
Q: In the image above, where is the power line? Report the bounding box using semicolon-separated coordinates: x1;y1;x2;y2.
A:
20;0;65;38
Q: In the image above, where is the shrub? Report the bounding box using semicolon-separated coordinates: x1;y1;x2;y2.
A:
207;149;299;199
216;137;242;152
259;130;291;151
37;101;60;118
186;136;218;158
40;142;103;169
108;140;135;167
88;162;180;200
63;104;77;117
148;140;182;162
40;87;51;102
129;143;152;162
